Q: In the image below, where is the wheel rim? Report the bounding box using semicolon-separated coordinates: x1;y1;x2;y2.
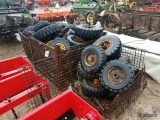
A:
87;13;94;23
46;40;53;46
96;40;112;50
102;14;122;33
107;67;125;85
85;51;97;66
55;43;66;51
72;36;83;43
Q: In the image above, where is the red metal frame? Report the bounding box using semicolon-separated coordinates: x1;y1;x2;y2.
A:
0;56;31;80
0;56;51;115
19;90;101;120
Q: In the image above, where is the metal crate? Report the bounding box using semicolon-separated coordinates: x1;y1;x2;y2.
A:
19;32;147;119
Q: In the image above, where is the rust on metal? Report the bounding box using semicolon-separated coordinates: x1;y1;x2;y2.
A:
20;32;146;119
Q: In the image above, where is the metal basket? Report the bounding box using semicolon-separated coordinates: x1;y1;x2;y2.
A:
19;32;147;119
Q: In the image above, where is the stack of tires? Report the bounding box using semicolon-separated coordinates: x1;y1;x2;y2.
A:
22;21;103;50
78;35;139;100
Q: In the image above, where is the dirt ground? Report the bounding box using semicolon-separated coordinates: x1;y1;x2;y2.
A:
0;4;160;120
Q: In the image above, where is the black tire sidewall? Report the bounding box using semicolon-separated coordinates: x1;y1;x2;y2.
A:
100;60;134;92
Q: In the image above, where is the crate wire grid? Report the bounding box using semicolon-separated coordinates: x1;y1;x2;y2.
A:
19;32;147;118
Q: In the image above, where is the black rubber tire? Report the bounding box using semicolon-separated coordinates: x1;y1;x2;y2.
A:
22;26;34;36
105;90;118;101
67;35;84;46
49;38;70;51
81;45;106;73
74;24;103;41
27;31;35;36
56;22;67;32
93;35;122;61
33;24;61;42
99;60;134;92
81;79;107;98
57;24;75;37
85;11;97;25
77;61;98;80
32;20;50;32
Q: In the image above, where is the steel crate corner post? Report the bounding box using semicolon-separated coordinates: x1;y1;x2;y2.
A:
0;56;51;118
18;90;101;120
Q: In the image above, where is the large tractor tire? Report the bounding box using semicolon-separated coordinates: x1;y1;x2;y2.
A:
99;60;134;92
85;11;97;25
57;24;75;37
33;24;61;42
22;26;34;36
32;20;50;32
81;79;107;98
93;35;122;61
56;22;67;32
81;45;106;73
74;24;103;41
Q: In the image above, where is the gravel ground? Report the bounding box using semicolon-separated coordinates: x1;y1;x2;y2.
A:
0;3;160;120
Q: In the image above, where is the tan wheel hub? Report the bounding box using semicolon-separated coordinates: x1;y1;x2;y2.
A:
46;40;53;46
55;43;66;51
107;67;125;85
85;51;97;66
87;14;94;23
97;40;112;50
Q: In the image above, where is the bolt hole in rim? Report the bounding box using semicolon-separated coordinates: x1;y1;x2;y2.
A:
85;51;97;66
97;40;112;50
107;67;125;85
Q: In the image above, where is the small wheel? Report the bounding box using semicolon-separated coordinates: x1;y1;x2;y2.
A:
85;11;97;25
67;35;84;46
93;35;122;61
74;24;103;41
49;38;70;51
77;61;98;80
81;45;106;73
81;78;107;98
99;60;134;92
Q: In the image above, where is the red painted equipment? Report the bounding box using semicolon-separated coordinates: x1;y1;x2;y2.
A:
0;56;51;116
19;90;101;120
35;0;52;6
0;56;31;80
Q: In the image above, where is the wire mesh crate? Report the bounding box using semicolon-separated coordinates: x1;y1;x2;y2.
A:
19;32;147;119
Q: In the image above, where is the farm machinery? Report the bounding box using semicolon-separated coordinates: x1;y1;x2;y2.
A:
73;0;160;41
0;5;36;37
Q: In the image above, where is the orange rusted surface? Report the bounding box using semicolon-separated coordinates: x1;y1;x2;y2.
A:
36;11;78;20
